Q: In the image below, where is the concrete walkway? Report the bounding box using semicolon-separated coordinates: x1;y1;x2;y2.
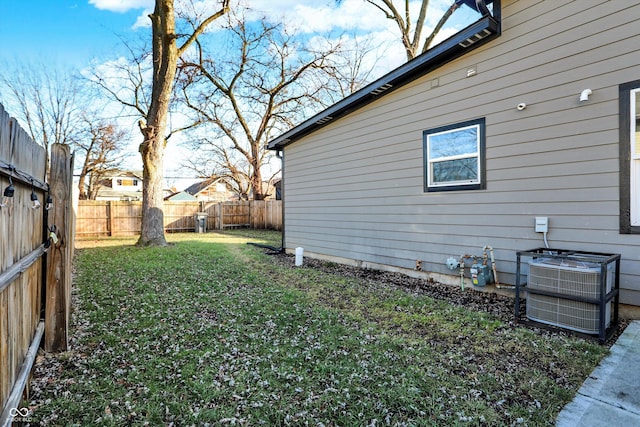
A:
556;320;640;426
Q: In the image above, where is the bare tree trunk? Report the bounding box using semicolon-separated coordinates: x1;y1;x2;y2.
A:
137;0;175;246
138;124;168;245
77;170;88;200
251;167;265;200
137;0;228;246
365;0;460;60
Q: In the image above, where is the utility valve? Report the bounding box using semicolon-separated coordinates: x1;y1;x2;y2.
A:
446;257;460;270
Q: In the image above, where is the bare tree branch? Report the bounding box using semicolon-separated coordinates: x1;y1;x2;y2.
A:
177;0;230;57
364;0;461;60
74;113;130;199
178;9;358;200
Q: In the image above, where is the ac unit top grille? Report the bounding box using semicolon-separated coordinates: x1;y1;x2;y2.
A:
528;258;611;299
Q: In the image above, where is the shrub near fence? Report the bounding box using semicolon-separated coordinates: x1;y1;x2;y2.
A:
76;200;282;237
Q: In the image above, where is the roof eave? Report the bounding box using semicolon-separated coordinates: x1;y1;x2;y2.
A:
267;14;500;150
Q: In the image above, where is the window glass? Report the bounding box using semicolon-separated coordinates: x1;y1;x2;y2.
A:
631;88;640;226
635;91;640;156
423;118;485;192
619;80;640;233
432;157;478;183
428;126;478;158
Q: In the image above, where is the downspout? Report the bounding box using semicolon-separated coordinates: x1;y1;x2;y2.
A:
246;149;285;252
475;0;491;16
247;149;285;252
276;149;285;251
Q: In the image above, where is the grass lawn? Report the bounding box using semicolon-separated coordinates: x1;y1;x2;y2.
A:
28;230;608;426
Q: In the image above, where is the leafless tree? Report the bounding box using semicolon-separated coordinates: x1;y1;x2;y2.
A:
365;0;461;60
177;9;358;200
90;0;229;246
324;35;383;101
0;60;83;164
0;61;130;197
75;115;129;200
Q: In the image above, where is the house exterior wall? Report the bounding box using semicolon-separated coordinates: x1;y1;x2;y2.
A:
282;0;640;305
112;176;142;191
94;174;143;201
194;185;234;202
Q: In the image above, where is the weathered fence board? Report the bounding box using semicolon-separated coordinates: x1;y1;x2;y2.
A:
250;200;282;230
45;144;74;352
76;200;282;237
0;102;52;420
221;201;250;229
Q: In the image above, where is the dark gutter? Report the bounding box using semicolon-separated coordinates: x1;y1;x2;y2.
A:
267;11;500;150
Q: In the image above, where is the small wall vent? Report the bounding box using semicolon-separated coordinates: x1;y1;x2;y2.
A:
370;83;393;95
315;116;333;125
458;28;493;48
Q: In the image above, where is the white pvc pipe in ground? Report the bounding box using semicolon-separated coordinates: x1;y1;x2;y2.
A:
295;247;304;266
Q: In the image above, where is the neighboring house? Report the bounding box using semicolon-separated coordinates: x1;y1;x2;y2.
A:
165;190;198;201
163;186;179;199
183;177;235;202
268;0;640;306
94;171;143;201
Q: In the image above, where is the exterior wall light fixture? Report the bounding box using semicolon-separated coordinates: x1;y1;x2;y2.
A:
1;177;14;208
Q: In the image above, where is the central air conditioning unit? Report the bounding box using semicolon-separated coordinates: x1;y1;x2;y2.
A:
526;257;614;334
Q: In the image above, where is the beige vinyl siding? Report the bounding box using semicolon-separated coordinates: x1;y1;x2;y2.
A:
282;0;640;305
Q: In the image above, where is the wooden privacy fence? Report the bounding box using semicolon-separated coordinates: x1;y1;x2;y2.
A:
76;199;282;237
0;104;74;425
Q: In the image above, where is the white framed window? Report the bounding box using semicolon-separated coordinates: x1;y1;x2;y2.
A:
620;80;640;233
631;88;640;226
423;118;485;192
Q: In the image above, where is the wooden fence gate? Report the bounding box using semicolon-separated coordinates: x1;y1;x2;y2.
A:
0;104;74;425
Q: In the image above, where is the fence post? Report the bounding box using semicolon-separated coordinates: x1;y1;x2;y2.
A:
107;200;114;236
45;143;74;352
219;202;223;230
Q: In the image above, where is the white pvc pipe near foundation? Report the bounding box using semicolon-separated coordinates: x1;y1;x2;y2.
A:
295;247;304;266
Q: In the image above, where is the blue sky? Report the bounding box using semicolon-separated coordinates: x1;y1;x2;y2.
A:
0;1;479;69
0;0;481;182
0;1;149;67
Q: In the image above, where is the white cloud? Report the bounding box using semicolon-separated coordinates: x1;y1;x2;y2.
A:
89;0;153;13
286;3;385;34
245;0;475;54
132;9;154;29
